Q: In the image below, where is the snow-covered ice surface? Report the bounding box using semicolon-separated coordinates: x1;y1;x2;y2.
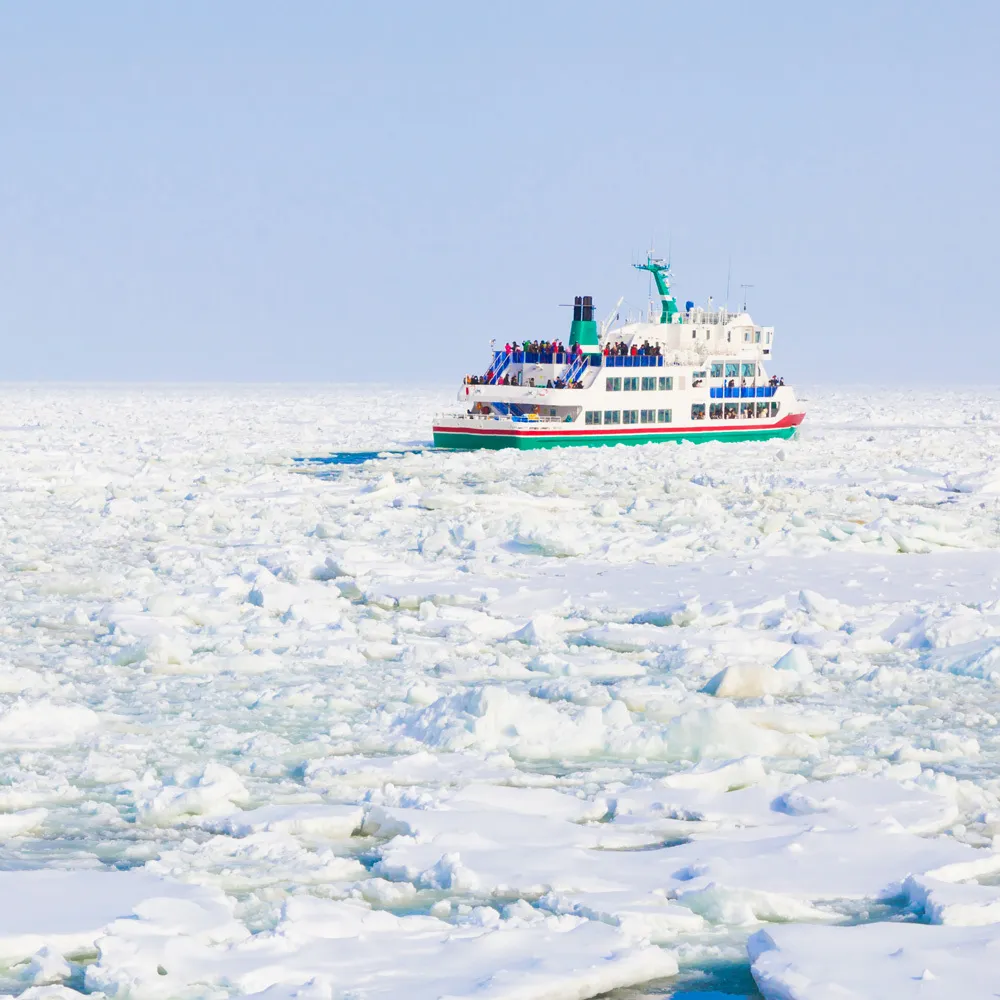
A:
2;383;1000;999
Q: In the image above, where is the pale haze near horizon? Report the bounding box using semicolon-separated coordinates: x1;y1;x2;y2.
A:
2;2;997;385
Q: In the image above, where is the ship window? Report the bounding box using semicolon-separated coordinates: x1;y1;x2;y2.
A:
604;410;621;424
623;409;639;425
706;330;711;340
725;363;739;378
767;332;772;343
756;402;770;417
755;330;761;343
771;402;780;417
727;331;732;343
585;410;602;425
658;377;673;390
623;377;639;391
693;370;707;379
691;403;706;421
741;363;755;377
641;376;656;391
710;403;723;420
691;330;697;339
741;402;755;418
710;363;723;378
606;377;622;392
657;408;672;423
724;403;738;419
640;408;656;423
744;331;751;342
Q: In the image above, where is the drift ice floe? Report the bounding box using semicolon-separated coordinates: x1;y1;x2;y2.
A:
433;256;806;449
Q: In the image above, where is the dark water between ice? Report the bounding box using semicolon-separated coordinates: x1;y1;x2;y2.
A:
600;959;763;998
294;451;396;466
292;449;428;475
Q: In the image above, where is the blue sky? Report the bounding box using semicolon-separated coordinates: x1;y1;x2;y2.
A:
2;2;997;383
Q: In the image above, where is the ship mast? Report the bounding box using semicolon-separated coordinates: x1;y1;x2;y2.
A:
633;254;679;324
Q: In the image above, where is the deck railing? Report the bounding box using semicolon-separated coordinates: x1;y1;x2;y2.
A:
602;355;664;367
709;386;777;399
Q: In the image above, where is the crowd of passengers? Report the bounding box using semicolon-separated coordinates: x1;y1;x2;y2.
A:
504;340;581;356
464;371;583;388
502;339;666;357
463;336;787;391
603;340;661;357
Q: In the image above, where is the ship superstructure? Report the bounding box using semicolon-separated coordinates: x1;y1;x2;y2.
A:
432;256;805;449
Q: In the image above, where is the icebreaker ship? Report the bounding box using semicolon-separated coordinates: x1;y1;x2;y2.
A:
433;256;805;450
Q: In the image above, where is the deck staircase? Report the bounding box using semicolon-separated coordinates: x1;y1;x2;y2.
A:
487;351;512;384
563;354;590;383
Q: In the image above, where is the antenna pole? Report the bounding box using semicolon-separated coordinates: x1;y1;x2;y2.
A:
740;283;755;312
647;240;653;311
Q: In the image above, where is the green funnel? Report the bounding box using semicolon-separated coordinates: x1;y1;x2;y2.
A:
569;295;599;348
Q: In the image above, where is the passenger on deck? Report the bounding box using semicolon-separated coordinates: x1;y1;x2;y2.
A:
505;342;512;355
728;379;735;388
546;379;554;388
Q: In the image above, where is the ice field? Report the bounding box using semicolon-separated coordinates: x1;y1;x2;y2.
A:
2;383;1000;999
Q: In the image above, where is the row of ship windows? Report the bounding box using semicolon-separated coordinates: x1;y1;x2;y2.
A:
586;409;672;425
690;330;771;343
695;402;781;420
606;377;673;392
606;364;761;392
585;402;781;425
709;362;759;378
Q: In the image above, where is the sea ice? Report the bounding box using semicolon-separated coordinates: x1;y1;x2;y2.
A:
2;385;1000;997
0;870;236;964
85;896;676;1000
749;922;1000;999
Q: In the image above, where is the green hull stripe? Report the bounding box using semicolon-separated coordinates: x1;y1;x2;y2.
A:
433;426;798;450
